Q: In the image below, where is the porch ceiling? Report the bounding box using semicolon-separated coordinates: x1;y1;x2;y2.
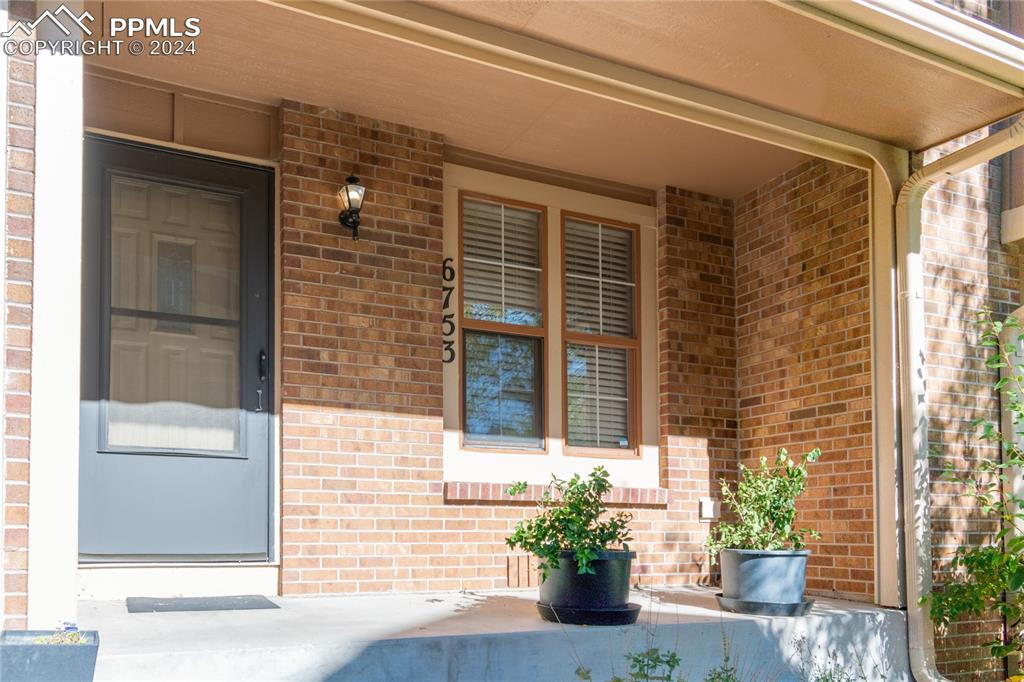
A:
86;0;1022;199
422;0;1024;150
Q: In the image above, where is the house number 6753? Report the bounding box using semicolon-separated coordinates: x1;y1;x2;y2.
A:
442;257;456;364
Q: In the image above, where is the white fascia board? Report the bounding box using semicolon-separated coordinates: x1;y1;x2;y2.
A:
792;0;1024;95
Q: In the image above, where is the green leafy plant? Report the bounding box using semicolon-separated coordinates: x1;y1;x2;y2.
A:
576;648;682;682
506;467;632;580
922;309;1024;661
573;635;738;682
706;447;821;563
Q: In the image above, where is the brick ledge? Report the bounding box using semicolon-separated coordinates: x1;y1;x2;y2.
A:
443;481;670;507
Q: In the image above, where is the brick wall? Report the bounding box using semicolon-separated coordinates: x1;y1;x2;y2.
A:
654;187;736;584
734;159;874;600
278;101;460;594
2;2;35;630
277;104;879;597
921;133;1016;680
277;101;755;593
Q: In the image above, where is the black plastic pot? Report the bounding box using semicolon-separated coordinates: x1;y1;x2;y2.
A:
536;549;640;625
0;630;100;682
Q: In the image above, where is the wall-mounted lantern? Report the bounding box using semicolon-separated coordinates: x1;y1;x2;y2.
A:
337;175;366;241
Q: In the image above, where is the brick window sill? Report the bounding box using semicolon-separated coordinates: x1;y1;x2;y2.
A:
443;481;669;507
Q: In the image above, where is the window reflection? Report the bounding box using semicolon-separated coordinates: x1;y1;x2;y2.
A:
463;331;543;449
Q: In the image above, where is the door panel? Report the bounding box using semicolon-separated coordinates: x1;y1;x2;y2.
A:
80;137;273;561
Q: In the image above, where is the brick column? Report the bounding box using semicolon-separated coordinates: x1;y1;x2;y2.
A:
653;187;736;584
2;6;34;629
279;102;450;594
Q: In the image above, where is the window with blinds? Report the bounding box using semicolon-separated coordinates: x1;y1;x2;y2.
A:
563;216;638;451
462;197;543;327
461;194;546;450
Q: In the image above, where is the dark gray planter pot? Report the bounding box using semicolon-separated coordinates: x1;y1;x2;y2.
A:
718;549;813;616
536;550;641;625
0;630;99;682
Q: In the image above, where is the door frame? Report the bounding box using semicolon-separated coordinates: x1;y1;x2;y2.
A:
79;131;281;572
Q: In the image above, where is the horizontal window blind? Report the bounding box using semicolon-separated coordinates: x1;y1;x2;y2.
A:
463;198;542;327
565;219;634;338
566;344;629;449
564;216;636;451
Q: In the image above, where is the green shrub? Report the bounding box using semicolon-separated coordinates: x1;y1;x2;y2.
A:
922;309;1024;662
706;447;821;563
506;466;632;580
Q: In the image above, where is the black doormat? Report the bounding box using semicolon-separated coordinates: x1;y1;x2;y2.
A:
126;595;280;613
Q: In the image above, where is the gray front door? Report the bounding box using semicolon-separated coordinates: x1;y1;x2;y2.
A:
79;137;273;561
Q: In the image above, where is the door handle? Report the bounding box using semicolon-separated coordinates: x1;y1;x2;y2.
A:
258;349;267;383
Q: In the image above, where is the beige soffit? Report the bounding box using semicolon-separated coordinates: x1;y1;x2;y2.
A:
793;0;1024;93
272;0;909;185
418;0;1024;150
87;0;817;199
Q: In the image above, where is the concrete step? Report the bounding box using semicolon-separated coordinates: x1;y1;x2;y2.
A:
78;588;909;681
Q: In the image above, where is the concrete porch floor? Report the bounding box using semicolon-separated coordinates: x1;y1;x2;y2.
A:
78;587;910;681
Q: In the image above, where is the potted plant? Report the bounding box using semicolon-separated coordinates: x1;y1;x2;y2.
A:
0;624;100;682
706;447;821;616
506;466;640;625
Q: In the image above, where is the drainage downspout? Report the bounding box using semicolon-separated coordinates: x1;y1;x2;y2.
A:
896;117;1024;682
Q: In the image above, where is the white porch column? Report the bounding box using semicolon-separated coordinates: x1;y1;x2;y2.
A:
27;13;84;628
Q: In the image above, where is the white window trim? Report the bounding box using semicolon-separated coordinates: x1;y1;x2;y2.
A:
442;164;660;490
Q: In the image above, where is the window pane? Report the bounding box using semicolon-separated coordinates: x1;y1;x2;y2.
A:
602;282;634;338
504;206;541;268
565;219;600;277
597;398;629;449
564;218;635;337
567;344;598;447
108;318;241;452
566;275;600;334
601;226;633;283
464;331;542;449
154;240;194;333
463;200;503;261
106;175;241;453
462;197;542;327
598;347;628;397
462;259;503;322
566;343;631;449
504;266;542;326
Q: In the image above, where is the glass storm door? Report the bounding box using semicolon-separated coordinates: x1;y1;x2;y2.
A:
79;137;273;561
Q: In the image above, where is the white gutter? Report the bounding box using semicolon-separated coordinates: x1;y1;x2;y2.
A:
896;117;1024;682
